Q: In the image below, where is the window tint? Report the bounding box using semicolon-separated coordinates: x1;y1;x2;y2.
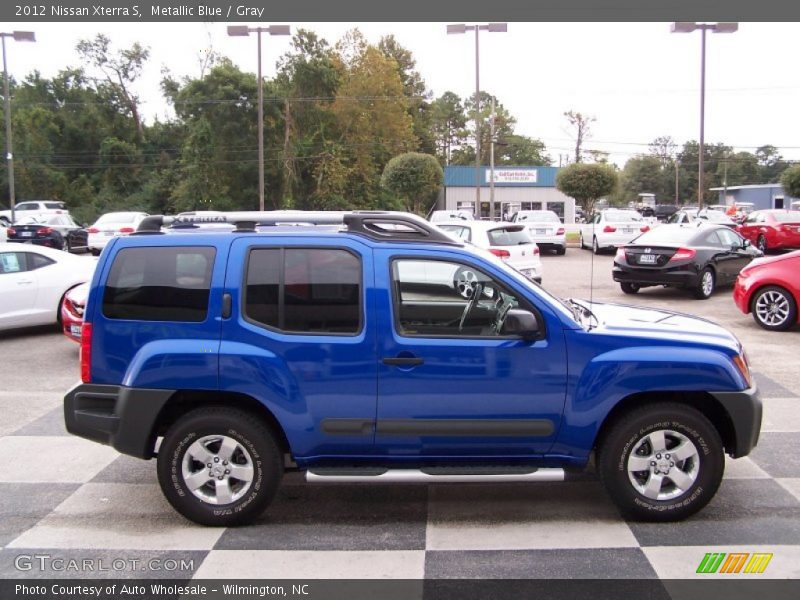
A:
103;247;215;321
44;202;66;209
487;227;533;246
15;203;37;211
717;228;742;247
27;252;55;270
245;248;361;334
392;259;524;338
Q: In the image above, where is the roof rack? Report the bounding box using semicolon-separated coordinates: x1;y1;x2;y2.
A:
134;211;461;245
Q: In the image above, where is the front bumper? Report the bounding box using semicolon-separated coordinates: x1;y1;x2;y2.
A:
64;383;174;459
710;386;762;458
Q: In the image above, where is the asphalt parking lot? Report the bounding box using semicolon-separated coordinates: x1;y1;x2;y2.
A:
1;247;798;582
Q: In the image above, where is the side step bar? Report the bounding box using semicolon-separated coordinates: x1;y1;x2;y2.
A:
306;468;565;484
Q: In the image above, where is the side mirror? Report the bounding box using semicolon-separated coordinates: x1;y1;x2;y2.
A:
502;309;540;340
742;239;751;248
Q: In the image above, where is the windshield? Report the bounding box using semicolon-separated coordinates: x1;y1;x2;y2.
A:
631;226;698;245
517;211;559;223
773;211;800;223
604;211;642;222
487;227;533;246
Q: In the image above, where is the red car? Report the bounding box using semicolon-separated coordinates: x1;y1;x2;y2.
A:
733;250;800;331
60;282;88;342
737;209;800;253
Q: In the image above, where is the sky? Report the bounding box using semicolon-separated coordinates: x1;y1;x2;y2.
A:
6;21;800;167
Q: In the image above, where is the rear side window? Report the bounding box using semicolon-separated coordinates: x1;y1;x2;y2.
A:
103;247;215;321
245;248;361;334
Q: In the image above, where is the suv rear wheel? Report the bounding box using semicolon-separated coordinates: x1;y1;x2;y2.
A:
157;407;283;526
597;403;724;521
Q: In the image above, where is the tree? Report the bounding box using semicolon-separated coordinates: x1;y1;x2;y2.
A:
381;152;443;214
429;91;467;165
563;110;595;163
76;34;150;141
498;135;551;166
755;145;789;183
618;156;667;205
780;164;800;199
556;163;618;215
648;136;677;167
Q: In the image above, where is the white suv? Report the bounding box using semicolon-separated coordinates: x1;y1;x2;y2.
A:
511;210;566;255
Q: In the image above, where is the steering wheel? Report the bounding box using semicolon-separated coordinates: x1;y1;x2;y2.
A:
459;282;483;331
492;297;513;335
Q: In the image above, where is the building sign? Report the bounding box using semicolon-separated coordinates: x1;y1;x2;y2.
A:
486;169;538;184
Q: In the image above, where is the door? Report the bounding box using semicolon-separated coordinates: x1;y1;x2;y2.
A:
0;251;39;327
373;250;567;457
220;238;377;459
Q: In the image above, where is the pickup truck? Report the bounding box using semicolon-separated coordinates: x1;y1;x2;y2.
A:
64;211;761;526
0;200;69;225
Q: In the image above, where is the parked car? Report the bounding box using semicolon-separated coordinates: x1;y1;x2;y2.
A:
61;282;89;342
430;209;474;223
6;214;88;253
736;210;800;253
733;250;800;331
668;208;737;229
0;200;69;225
64;210;760;526
579;209;649;254
613;223;761;299
510;210;566;255
654;204;679;222
0;220;7;243
438;220;542;283
0;243;96;332
87;211;149;255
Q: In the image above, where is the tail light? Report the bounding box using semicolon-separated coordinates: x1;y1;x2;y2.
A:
668;247;696;263
614;247;628;263
118;227;135;233
533;246;540;255
87;227;99;234
556;227;565;235
6;227;15;236
80;322;93;383
38;227;53;236
489;249;511;259
603;225;617;233
640;225;650;232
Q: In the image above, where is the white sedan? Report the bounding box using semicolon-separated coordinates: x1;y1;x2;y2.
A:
438;220;543;283
87;211;149;256
510;209;567;255
0;243;96;332
580;209;650;254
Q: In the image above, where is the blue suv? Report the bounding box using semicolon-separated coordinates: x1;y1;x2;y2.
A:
64;211;761;525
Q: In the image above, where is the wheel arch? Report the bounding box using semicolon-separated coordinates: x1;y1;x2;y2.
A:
593;390;737;457
152;390;293;458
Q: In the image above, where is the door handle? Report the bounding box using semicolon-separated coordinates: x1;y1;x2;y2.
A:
382;357;424;366
221;293;232;318
17;279;33;285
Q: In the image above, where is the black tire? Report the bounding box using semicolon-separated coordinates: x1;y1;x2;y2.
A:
592;237;601;255
620;282;640;295
692;267;715;299
751;285;797;331
579;232;586;249
597;403;724;521
65;238;72;253
157;407;283;526
556;246;567;256
757;235;768;254
90;248;101;256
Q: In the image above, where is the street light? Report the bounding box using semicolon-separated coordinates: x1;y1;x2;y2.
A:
228;24;290;212
671;22;737;208
447;23;507;220
1;30;36;225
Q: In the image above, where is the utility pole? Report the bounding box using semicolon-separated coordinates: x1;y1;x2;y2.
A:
675;159;680;205
489;97;496;220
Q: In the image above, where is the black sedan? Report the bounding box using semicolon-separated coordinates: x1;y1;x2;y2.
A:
612;223;762;299
7;214;89;253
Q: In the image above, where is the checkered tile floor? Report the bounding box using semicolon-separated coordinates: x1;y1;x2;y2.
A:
1;373;799;581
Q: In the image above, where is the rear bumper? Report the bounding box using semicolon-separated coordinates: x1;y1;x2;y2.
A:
612;265;699;288
710;386;762;458
64;383;173;459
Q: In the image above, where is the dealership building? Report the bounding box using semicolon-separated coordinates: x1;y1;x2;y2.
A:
710;184;799;210
439;166;577;222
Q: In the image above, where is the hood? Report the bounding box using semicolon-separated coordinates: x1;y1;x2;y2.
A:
582;301;741;354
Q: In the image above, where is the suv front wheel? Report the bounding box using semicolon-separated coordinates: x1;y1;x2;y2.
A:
597;403;724;521
157;407;283;526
